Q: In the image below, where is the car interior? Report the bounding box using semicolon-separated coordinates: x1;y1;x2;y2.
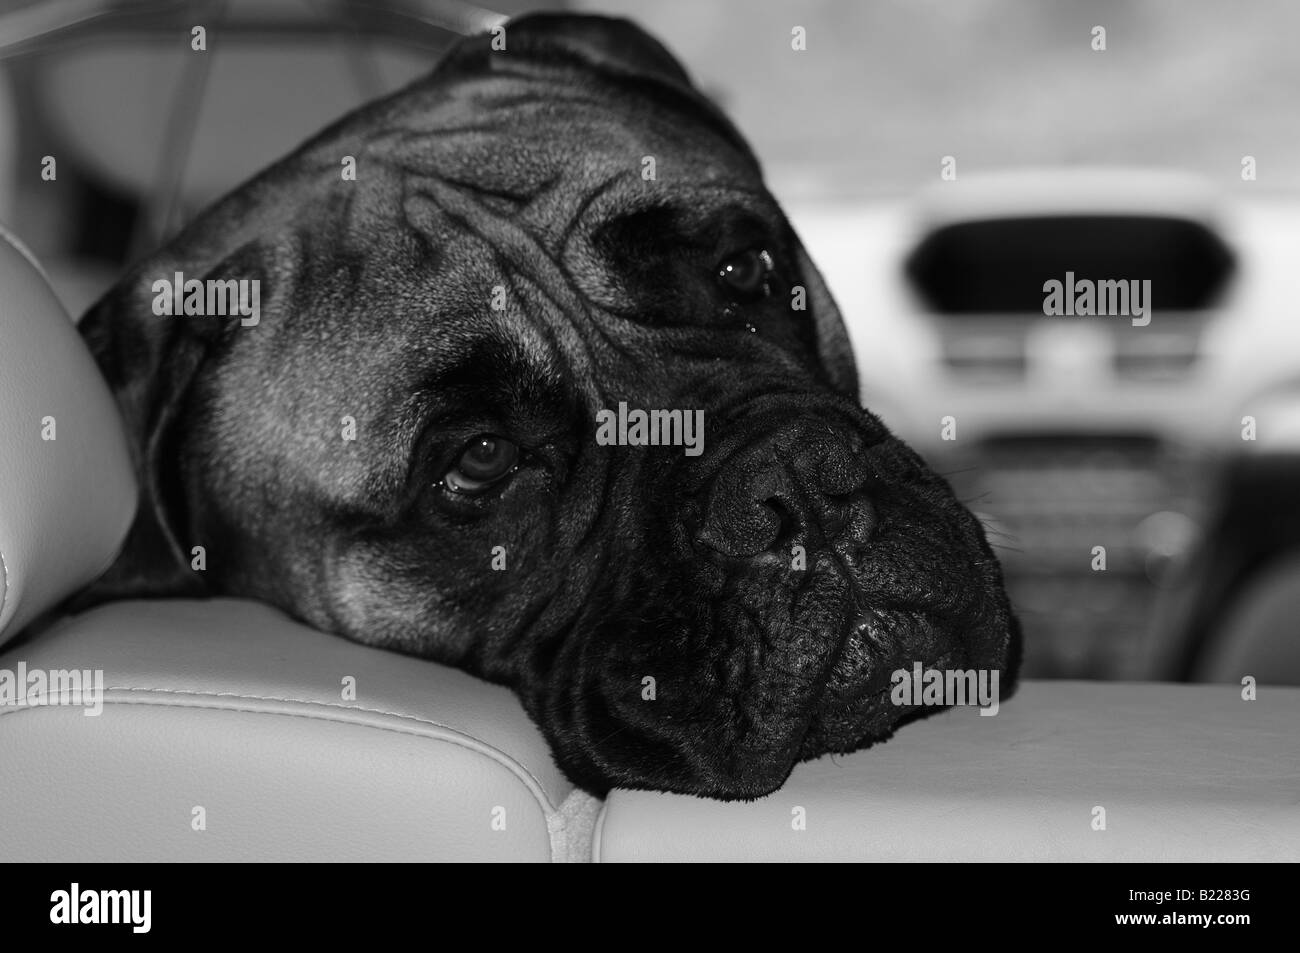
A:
1;0;1297;863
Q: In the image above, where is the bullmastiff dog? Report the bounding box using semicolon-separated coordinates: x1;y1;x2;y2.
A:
78;13;1020;798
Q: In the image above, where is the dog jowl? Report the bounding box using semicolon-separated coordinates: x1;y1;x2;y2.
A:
77;13;1021;798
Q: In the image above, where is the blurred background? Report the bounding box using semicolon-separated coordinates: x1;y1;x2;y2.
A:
3;0;1299;683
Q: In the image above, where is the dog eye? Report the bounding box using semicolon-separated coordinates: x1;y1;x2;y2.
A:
443;435;519;494
717;248;774;299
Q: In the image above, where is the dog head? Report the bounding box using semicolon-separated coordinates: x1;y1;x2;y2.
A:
80;13;1020;798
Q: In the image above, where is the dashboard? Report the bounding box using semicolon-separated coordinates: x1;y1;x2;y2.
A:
790;168;1300;680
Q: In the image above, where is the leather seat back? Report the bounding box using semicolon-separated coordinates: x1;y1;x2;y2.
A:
0;223;136;643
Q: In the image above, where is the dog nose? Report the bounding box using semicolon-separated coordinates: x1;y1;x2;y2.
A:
694;422;875;561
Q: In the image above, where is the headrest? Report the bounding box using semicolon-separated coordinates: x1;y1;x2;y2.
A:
0;223;136;644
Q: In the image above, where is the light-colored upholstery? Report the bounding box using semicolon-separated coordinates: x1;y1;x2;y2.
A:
0;598;596;862
593;680;1300;862
0;223;136;644
6;597;1295;862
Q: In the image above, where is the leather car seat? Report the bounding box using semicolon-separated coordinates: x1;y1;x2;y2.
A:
0;221;136;639
1;223;1297;861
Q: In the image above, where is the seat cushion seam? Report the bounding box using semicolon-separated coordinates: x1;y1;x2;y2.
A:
100;684;501;727
0;687;560;814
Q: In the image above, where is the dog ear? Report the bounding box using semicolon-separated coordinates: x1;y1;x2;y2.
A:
793;240;860;399
72;246;258;606
493;13;696;89
443;13;761;168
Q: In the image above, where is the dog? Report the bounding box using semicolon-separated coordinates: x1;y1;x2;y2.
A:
77;12;1020;799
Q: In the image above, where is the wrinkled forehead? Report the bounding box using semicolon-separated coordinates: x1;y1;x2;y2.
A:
263;67;784;417
368;68;764;219
289;67;787;316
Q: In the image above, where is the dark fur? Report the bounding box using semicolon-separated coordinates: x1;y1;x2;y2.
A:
77;13;1020;798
